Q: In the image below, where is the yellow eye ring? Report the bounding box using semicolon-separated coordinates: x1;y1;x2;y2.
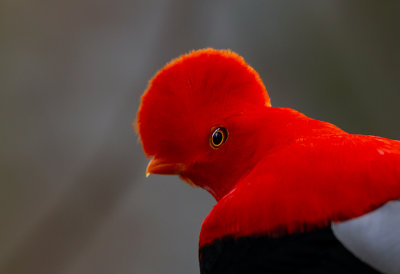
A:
210;127;228;149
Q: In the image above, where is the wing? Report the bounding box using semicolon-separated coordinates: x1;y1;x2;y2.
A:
199;225;382;274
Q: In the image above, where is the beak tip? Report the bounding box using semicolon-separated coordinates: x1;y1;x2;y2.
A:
145;172;150;178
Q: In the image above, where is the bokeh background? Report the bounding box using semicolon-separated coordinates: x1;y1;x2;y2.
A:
1;1;400;273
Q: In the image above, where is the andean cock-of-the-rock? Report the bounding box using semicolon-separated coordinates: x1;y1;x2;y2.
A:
136;48;400;274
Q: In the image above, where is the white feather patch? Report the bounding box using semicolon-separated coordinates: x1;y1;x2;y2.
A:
332;200;400;274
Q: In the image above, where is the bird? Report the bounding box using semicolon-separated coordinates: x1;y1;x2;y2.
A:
135;48;400;274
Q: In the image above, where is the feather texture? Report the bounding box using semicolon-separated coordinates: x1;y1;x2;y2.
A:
200;134;400;246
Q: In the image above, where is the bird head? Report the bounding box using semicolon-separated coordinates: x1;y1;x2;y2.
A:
136;49;271;200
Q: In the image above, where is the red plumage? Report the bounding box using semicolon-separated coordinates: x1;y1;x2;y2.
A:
136;48;400;251
200;132;400;246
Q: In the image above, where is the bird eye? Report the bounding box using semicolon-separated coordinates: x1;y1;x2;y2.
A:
210;127;228;149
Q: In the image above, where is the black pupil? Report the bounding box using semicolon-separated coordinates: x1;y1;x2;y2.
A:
213;131;223;146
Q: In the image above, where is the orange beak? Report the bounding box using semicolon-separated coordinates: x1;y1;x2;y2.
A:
146;157;186;177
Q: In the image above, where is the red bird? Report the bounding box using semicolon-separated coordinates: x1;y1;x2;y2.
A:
136;49;400;274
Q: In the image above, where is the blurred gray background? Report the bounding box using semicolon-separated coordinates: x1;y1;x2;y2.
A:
1;1;400;273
